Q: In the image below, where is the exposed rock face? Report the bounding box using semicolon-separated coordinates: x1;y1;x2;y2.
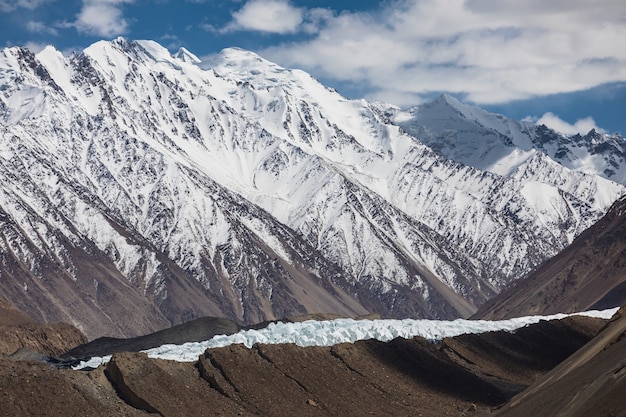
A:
475;195;626;320
0;322;87;357
0;315;606;417
0;299;87;356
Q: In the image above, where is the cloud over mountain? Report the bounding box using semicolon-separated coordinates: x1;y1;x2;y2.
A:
259;0;626;106
72;0;134;37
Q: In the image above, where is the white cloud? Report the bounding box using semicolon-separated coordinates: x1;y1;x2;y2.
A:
528;112;606;135
71;0;134;37
26;21;59;36
0;0;51;12
199;22;218;33
257;0;626;106
301;7;334;34
220;0;333;35
224;0;304;34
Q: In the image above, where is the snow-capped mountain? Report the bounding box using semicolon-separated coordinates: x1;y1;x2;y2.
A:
0;38;623;338
389;94;626;183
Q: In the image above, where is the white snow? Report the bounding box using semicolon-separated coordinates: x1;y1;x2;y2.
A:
73;307;619;369
3;84;47;124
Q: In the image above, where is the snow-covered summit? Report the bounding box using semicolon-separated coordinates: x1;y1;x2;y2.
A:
174;47;201;64
206;47;291;81
391;94;538;175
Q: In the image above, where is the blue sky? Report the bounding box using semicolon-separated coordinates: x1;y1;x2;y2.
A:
1;0;625;135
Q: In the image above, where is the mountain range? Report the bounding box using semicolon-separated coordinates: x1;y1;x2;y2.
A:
1;38;625;339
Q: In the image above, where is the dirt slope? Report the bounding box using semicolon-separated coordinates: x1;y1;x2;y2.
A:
0;298;33;326
492;306;626;417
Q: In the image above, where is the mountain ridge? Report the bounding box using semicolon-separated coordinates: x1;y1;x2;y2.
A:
0;38;624;338
390;93;626;183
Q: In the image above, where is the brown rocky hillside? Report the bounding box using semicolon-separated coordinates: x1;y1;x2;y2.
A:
492;306;626;417
0;314;606;417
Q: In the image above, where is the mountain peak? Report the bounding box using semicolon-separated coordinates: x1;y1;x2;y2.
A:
435;93;463;106
37;44;61;55
205;47;308;90
84;37;134;58
395;95;549;173
1;37;624;340
110;36;133;51
174;47;201;64
426;93;477;117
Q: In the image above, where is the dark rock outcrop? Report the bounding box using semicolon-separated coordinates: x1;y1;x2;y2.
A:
0;298;87;357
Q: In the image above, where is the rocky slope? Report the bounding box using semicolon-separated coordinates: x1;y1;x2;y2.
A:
475;194;626;320
0;298;32;326
0;314;606;417
1;38;624;338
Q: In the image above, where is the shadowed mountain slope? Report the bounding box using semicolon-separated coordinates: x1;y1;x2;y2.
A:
492;306;626;417
62;316;241;359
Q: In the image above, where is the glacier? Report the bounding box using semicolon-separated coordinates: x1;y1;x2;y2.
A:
73;307;620;369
